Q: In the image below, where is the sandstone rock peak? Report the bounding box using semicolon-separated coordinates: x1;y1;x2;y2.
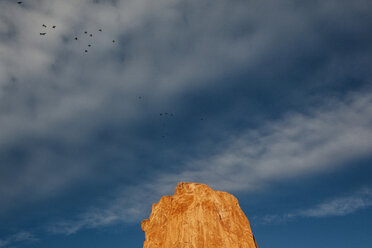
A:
142;182;258;248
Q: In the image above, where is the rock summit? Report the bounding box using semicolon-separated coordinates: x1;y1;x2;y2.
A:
142;182;258;248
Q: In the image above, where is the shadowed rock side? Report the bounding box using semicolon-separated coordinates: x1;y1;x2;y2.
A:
142;183;258;248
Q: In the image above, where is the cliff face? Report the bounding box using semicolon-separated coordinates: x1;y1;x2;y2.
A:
141;182;258;248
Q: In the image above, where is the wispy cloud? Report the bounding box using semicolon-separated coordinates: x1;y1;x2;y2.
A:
0;232;37;248
50;88;372;234
156;89;372;192
260;188;372;224
298;189;372;218
49;185;153;235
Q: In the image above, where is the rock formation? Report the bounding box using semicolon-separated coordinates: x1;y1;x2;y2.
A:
141;182;258;248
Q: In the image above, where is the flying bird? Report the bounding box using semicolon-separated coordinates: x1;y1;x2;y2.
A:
52;26;56;28
40;33;46;35
90;34;93;37
17;2;22;4
88;44;91;47
85;50;88;53
42;24;47;28
112;40;115;43
84;31;87;34
75;37;78;40
99;29;102;32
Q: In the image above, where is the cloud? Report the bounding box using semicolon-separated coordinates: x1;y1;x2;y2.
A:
1;0;372;235
0;232;37;248
260;188;372;224
298;188;372;217
50;88;372;234
157;88;372;192
1;0;278;213
49;185;152;234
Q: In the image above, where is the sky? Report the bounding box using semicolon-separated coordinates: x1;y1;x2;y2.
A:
0;0;372;247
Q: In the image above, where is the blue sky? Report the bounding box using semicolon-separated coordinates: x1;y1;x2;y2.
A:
0;0;372;247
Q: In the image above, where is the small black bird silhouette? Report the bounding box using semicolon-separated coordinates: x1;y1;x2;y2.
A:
17;2;22;4
84;31;87;34
40;33;46;35
200;118;204;120
89;34;93;37
85;50;88;53
138;96;142;99
112;40;115;43
75;37;78;40
160;113;163;116
99;29;102;32
88;44;91;47
52;25;56;28
42;24;47;28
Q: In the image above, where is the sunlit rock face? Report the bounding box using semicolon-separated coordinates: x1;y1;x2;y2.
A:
142;182;258;248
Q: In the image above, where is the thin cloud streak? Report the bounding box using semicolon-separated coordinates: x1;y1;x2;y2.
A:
49;185;155;235
298;189;372;217
0;232;37;248
260;188;372;224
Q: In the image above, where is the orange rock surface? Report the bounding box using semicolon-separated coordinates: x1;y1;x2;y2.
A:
141;182;258;248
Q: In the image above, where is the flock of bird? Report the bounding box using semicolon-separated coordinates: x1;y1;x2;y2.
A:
159;112;175;139
39;24;55;36
16;1;204;139
15;1;115;53
39;23;115;54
